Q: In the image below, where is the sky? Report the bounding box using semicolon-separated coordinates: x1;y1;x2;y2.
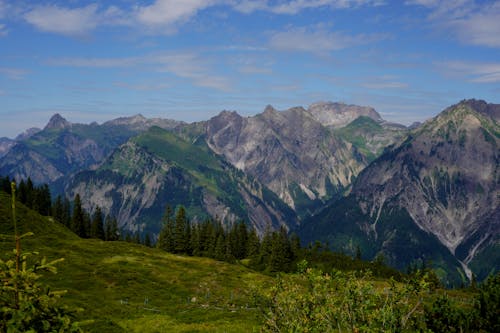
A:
0;0;499;138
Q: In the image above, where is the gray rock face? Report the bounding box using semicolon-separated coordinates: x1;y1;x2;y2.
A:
307;101;382;128
351;100;499;276
0;113;181;186
103;114;182;132
44;114;72;130
204;105;367;213
67;138;297;236
0;138;16;158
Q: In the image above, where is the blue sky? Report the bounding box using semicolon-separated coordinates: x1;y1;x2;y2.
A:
0;0;499;138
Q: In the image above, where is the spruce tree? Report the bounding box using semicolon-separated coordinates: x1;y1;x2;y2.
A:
71;194;86;238
246;228;261;258
157;205;175;252
91;206;105;240
174;206;188;254
105;216;119;241
144;233;152;247
52;195;64;224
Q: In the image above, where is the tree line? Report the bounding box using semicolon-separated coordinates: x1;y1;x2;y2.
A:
156;205;300;273
155;205;405;278
0;175;411;279
1;176;120;241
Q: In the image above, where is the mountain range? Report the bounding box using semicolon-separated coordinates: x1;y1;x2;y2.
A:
1;99;498;283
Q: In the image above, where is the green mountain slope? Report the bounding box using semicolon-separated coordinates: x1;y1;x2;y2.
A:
0;192;271;332
300;100;500;285
0;114;180;188
334;116;407;162
66;126;297;236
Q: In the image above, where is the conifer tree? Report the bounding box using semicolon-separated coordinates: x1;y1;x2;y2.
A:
269;227;293;272
144;233;152;247
246;229;261;258
105;216;119;241
174;206;189;254
91;206;105;240
71;194;86;238
52;195;64;224
157;205;175;252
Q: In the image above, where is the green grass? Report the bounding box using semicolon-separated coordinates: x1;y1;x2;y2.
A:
0;192;271;332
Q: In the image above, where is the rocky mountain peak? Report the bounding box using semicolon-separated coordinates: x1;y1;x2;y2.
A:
263;105;278;115
307;101;382;128
44;114;71;130
456;99;500;121
15;127;41;140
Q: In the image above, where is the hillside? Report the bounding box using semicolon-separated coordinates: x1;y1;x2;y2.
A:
0;192;271;332
0;114;180;187
65;126;297;236
300;100;500;285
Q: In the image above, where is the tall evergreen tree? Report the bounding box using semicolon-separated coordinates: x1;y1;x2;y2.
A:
144;233;152;247
246;229;261;258
174;206;189;254
71;194;86;238
52;195;64;224
91;206;105;240
105;215;119;241
157;205;175;252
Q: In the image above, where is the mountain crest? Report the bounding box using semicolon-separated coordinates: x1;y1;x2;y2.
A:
455;99;500;121
307;101;382;128
44;113;71;130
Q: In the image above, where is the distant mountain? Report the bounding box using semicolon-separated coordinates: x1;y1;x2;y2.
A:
334;116;407;162
0;113;181;185
0;137;16;158
177;103;406;217
307;102;382;128
66;126;297;235
300;99;499;284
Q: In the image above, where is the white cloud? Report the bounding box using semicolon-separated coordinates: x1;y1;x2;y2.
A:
24;4;101;36
232;0;385;14
0;67;28;80
440;61;500;83
406;0;500;48
362;81;408;89
0;23;6;36
20;0;387;37
47;53;231;91
269;26;387;53
135;0;216;28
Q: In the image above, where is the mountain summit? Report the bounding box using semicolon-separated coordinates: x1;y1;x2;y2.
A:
44;113;71;130
300;99;499;284
307;102;382;128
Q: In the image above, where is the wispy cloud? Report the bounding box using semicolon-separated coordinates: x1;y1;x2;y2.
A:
269;25;387;54
362;77;409;89
47;53;232;91
0;67;28;80
0;23;6;36
233;0;386;14
406;0;500;48
24;4;101;36
439;61;500;83
135;0;216;31
19;0;387;37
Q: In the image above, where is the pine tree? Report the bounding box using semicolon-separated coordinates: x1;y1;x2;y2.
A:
268;227;293;272
105;216;119;241
157;205;175;252
174;206;188;254
91;206;105;240
52;195;64;224
71;194;86;238
144;233;152;247
214;234;226;261
246;228;260;258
